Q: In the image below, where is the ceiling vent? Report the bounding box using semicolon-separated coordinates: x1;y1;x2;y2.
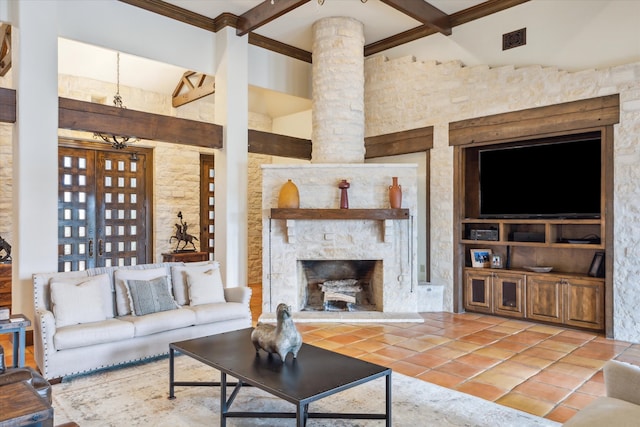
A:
503;28;526;50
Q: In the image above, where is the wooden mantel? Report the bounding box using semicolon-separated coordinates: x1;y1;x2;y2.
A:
270;208;410;244
270;208;410;220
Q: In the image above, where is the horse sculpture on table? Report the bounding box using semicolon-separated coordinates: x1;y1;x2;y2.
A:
251;303;302;363
169;211;199;251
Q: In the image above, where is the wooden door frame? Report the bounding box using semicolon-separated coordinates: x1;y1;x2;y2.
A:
59;138;154;265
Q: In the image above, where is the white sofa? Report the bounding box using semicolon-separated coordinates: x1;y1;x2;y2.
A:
32;261;251;380
563;360;640;426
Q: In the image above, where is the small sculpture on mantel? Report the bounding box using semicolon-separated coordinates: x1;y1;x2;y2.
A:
251;303;302;363
169;211;199;252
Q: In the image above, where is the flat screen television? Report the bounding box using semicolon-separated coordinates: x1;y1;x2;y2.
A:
479;136;601;219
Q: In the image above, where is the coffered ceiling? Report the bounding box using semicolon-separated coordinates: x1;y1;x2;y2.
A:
121;0;520;60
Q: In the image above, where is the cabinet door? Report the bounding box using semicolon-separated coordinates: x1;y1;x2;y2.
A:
526;275;563;323
564;277;605;330
494;272;525;318
464;270;493;313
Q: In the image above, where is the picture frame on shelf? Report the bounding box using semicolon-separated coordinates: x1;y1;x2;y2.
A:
491;253;504;269
470;249;492;268
588;251;605;277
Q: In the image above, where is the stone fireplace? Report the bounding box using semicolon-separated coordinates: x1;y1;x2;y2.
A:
260;17;421;321
261;163;419;319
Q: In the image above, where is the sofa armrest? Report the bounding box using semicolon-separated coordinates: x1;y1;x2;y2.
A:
224;286;252;305
33;308;57;361
604;360;640;405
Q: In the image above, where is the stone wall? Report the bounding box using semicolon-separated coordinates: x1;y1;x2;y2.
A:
364;56;640;341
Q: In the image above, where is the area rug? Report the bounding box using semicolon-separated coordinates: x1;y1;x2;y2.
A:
51;355;560;426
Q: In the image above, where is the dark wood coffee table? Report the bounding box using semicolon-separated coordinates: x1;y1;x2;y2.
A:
0;380;53;427
169;328;391;426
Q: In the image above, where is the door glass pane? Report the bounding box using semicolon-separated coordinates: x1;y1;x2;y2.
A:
471;279;486;303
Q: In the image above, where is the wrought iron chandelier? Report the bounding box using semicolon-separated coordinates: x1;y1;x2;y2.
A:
93;52;139;149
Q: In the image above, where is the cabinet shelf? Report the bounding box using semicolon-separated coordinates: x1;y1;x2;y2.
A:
271;208;410;220
461;218;603;249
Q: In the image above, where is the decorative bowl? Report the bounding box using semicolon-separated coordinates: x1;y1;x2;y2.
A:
523;266;553;273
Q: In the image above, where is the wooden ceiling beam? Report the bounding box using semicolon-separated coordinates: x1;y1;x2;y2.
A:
365;0;530;56
248;129;311;160
172;71;215;108
59;97;222;149
0;24;11;77
365;126;433;158
236;0;311;37
118;0;217;31
380;0;451;36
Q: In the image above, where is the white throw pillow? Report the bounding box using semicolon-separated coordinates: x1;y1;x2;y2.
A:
186;267;225;306
51;275;111;328
113;267;169;316
171;261;220;306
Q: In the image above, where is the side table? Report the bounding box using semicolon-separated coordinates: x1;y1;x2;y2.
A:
0;381;53;427
162;252;208;263
0;314;31;367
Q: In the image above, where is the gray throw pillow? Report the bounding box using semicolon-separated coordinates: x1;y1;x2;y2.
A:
126;276;178;316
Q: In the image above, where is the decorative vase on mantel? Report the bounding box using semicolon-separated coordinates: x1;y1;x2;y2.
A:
278;179;299;209
389;177;402;209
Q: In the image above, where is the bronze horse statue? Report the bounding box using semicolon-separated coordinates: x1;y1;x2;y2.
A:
169;212;198;251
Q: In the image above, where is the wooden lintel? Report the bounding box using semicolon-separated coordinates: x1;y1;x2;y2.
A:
449;94;620;146
172;71;215;108
365;126;433;158
0;24;11;77
0;87;16;123
58;97;222;149
248;129;311;160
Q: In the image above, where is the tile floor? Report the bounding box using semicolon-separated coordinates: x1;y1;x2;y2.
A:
3;312;639;424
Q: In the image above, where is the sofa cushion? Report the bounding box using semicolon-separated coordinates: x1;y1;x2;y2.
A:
563;396;640;426
54;318;135;350
187;267;226;306
119;308;196;337
126;276;178;316
186;302;248;325
170;261;219;305
113;267;169;316
50;274;112;328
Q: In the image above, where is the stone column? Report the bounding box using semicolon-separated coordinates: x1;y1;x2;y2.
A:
311;17;365;163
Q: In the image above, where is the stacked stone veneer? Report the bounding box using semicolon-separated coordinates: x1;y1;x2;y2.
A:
262;164;418;314
311;17;365;163
364;55;640;342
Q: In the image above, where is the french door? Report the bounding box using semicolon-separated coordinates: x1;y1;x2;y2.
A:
199;154;215;261
58;144;152;271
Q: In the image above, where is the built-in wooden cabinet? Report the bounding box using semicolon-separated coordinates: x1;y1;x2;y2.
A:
464;269;525;318
465;267;604;330
0;263;11;310
453;96;617;335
